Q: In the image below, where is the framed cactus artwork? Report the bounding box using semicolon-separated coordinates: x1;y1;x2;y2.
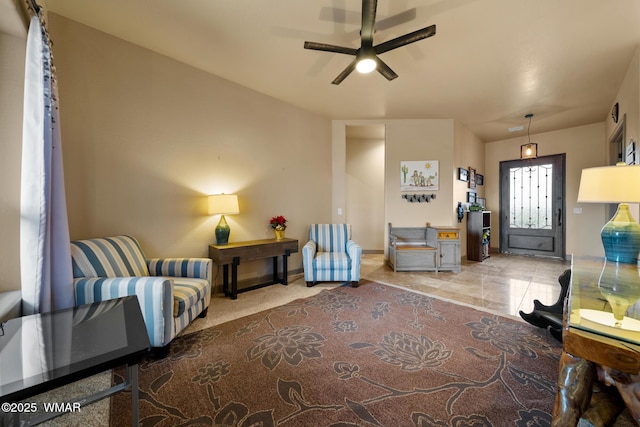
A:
400;160;439;192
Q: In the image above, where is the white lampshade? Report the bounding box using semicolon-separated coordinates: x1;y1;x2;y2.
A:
208;194;239;215
577;164;640;203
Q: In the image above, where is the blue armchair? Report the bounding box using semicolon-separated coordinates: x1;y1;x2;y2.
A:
302;224;362;287
71;235;211;356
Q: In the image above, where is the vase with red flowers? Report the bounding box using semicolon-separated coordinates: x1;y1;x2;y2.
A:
270;215;287;240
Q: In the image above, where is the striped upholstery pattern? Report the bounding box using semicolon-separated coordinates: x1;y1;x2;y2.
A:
309;223;349;253
70;235;212;349
71;235;150;278
148;258;211;317
75;276;171;347
303;224;362;284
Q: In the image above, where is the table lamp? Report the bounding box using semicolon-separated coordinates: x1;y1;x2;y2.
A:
577;163;640;264
578;163;640;327
208;194;239;245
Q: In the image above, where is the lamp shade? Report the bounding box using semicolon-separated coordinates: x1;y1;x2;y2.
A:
208;194;239;215
577;164;640;203
520;143;537;160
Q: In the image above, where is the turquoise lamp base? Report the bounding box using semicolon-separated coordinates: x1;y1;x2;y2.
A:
601;203;640;264
215;215;231;245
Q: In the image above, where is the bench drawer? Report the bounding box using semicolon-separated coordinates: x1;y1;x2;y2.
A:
438;231;459;240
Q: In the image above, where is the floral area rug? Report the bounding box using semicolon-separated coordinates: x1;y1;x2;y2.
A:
110;280;562;427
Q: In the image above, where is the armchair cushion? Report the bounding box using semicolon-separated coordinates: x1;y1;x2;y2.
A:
310;223;350;253
314;252;351;271
148;258;211;317
172;278;209;318
71;235;149;278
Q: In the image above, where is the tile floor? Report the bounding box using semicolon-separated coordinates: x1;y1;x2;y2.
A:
359;252;570;319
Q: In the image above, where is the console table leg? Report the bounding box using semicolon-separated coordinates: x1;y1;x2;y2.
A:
231;257;240;300
553;351;595;426
282;250;290;285
222;265;229;296
272;256;279;283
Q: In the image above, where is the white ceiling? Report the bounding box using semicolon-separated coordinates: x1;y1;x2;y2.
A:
40;0;640;142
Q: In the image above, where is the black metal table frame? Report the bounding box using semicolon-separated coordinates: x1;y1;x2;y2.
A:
222;250;293;299
10;362;140;427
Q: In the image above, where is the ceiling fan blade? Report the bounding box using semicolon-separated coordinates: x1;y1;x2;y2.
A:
304;41;358;56
375;8;416;32
332;59;358;85
375;57;398;81
318;6;415;31
319;6;359;25
375;24;436;55
361;0;377;46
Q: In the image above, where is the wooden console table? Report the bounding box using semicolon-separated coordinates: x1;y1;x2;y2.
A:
553;256;640;426
209;238;298;299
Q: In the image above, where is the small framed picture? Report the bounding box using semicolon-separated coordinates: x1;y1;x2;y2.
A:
400;160;439;191
458;167;468;182
468;167;476;189
477;198;486;208
467;191;476;203
476;174;484;186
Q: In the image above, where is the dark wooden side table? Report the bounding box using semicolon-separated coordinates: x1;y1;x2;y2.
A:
209;238;299;299
553;256;640;426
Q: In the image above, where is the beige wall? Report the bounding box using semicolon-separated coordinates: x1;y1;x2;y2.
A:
485;122;607;258
607;47;639;160
346;136;385;251
0;28;26;292
385;120;456;227
46;14;333;287
454;121;486;257
607;47;640;223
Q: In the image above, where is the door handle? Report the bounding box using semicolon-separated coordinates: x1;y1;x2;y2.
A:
558;208;562;226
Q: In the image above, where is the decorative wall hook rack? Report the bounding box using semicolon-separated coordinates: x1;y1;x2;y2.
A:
402;193;436;203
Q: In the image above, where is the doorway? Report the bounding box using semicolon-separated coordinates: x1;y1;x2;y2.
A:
345;125;385;252
499;154;566;259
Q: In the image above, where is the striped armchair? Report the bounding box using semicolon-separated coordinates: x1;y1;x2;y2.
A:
71;235;211;356
302;224;362;287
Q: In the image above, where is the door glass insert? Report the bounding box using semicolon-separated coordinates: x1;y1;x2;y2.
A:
509;164;553;229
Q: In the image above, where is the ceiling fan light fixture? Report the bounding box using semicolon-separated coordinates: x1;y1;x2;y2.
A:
303;1;436;84
356;57;377;73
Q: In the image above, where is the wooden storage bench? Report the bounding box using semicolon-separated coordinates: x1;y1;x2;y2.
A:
387;223;460;272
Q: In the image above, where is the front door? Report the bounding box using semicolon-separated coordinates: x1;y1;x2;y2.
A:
499;154;566;259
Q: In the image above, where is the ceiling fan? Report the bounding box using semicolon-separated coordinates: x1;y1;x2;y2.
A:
304;0;436;85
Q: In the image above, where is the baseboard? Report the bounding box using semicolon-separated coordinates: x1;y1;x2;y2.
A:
363;250;384;254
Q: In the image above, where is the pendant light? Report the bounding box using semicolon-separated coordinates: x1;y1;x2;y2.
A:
521;113;538;159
